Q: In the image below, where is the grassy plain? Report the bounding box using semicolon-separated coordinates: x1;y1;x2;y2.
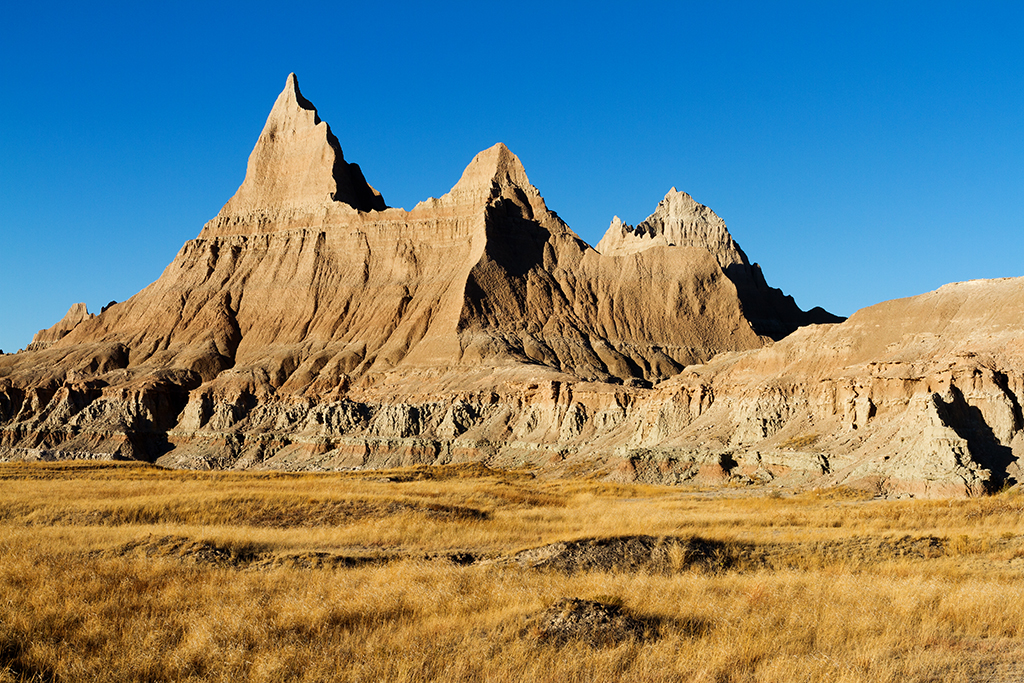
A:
3;461;1024;682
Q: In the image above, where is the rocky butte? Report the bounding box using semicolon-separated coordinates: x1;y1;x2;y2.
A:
2;74;1021;498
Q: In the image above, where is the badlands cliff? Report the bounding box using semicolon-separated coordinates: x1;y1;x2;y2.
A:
1;74;1020;498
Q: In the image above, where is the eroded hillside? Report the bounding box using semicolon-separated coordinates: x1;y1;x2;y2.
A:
3;74;1020;498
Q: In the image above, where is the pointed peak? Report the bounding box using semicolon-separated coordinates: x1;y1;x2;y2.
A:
30;303;94;348
452;142;532;194
267;72;319;126
661;187;694;204
206;73;385;232
414;142;558;221
281;72;315;114
596;188;747;268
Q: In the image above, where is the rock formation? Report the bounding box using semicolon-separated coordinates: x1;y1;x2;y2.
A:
2;73;1019;498
208;72;386;233
597;189;842;339
26;303;94;351
602;276;1024;497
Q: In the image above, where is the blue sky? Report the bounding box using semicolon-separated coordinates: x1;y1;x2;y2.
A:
1;1;1022;352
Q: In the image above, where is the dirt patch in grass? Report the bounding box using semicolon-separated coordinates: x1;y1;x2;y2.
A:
505;535;735;573
99;533;957;575
100;535;460;571
248;551;394;571
105;535;260;567
16;497;489;529
522;598;656;646
504;534;952;574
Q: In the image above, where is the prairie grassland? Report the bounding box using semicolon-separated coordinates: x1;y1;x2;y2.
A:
2;461;1024;682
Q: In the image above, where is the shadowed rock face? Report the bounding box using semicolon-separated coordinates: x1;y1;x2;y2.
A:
2;74;1019;499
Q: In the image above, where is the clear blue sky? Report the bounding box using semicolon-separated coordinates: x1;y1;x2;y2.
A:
1;1;1022;353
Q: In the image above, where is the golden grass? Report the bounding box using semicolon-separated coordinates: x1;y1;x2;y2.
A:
2;461;1024;682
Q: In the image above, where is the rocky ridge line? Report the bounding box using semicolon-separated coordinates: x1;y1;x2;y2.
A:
2;74;1019;498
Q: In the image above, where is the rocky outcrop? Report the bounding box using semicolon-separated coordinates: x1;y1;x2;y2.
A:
203;73;385;237
611;277;1024;497
3;74;1017;499
26;303;94;351
597;189;843;339
596;188;745;265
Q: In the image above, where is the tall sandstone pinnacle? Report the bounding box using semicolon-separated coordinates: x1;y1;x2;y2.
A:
209;72;386;233
2;74;1020;499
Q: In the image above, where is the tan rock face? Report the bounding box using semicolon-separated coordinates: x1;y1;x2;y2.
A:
204;73;385;237
26;303;94;351
3;74;1017;498
621;277;1024;497
597;188;843;340
597;188;746;267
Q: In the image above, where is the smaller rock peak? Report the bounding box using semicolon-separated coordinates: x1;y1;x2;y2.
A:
596;188;747;269
453;143;533;194
659;187;697;206
431;143;543;211
281;72;316;114
28;303;94;350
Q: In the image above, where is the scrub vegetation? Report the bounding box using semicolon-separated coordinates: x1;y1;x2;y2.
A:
3;461;1024;682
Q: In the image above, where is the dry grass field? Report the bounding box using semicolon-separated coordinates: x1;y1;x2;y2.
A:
3;461;1024;682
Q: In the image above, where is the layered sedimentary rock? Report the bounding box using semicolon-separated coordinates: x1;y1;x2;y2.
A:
597;189;842;339
0;74;774;462
26;303;94;351
607;277;1024;497
2;73;1019;498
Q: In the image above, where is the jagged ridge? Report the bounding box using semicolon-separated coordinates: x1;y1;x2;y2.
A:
10;74;1010;501
597;188;843;339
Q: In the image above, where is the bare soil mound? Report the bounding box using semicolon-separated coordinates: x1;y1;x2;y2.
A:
104;535;451;571
524;598;654;646
108;535;257;567
101;532;952;574
507;535;737;573
507;534;950;574
19;497;488;529
248;551;391;571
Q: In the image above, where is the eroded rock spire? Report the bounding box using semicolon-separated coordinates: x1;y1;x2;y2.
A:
212;73;385;228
